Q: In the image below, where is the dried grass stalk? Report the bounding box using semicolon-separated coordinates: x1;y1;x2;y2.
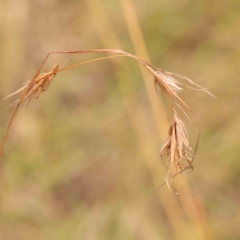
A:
0;49;214;189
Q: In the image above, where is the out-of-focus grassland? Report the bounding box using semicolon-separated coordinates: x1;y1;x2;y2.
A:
0;0;239;239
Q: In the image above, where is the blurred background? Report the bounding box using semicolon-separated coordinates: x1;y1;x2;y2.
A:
0;0;239;239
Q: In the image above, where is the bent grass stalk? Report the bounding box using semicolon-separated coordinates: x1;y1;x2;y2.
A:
0;49;213;190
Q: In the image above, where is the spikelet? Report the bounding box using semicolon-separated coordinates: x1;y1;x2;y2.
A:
156;71;183;93
160;110;193;177
1;63;59;107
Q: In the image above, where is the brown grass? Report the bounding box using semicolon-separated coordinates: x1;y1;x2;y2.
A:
0;48;213;189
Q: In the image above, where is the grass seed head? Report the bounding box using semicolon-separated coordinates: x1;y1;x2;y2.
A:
156;71;183;93
160;111;193;176
1;63;59;107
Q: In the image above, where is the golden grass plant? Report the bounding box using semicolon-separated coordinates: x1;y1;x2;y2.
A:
0;48;213;188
